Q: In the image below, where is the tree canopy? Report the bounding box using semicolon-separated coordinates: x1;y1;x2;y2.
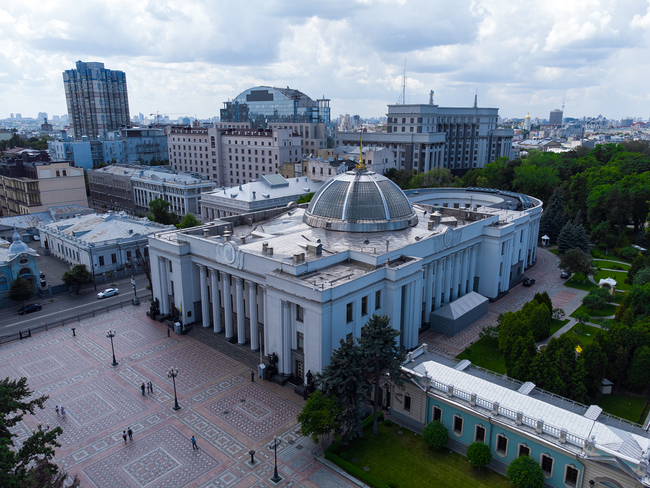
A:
422;421;448;450
147;198;179;226
297;390;340;448
506;455;544;488
8;278;33;306
176;213;201;229
62;264;94;294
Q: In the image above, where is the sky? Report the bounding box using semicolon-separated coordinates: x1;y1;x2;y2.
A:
2;0;650;121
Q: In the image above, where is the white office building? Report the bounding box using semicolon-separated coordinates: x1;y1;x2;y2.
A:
148;171;541;382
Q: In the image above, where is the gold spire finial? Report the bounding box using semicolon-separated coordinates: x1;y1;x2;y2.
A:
356;130;366;170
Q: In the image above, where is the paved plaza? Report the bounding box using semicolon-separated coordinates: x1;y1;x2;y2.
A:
2;307;357;488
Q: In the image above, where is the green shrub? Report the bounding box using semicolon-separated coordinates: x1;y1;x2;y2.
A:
362;411;384;429
466;441;492;469
422;421;449;450
324;451;391;488
620;246;639;261
340;451;350;461
507;455;544;488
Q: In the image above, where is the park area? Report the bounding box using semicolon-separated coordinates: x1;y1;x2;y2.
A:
331;421;510;488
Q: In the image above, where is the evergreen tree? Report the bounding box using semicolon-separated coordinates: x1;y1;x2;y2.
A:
8;277;33;307
573;211;591;253
557;220;578;254
317;337;370;442
539;186;567;243
358;314;406;435
581;343;608;393
533;291;553;315
626;346;650;392
528;303;552;341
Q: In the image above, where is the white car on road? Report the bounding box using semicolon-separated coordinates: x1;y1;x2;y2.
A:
97;288;119;299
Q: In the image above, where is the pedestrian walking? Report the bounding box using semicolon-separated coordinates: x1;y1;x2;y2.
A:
60;406;66;417
55;405;59;416
127;427;133;441
167;327;171;337
149;381;154;394
122;430;127;443
141;382;146;396
191;436;198;450
251;370;255;382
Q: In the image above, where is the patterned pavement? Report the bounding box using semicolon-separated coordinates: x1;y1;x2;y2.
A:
419;248;588;355
2;307;354;488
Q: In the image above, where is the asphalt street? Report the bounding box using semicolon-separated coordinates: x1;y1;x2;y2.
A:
0;275;152;336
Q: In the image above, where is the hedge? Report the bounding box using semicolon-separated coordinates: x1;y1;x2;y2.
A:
324;451;391;488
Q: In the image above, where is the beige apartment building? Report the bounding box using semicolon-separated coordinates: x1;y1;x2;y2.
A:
0;158;88;216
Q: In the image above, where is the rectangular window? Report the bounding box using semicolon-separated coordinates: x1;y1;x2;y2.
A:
564;466;578;486
501;242;505;255
375;290;381;310
361;296;368;316
345;332;353;342
518;445;530;457
346;302;353;323
297;332;304;350
453;416;463;434
111;253;117;264
541;455;553;476
404;395;411;411
99;256;105;266
433;406;442;421
496;435;508;455
475;425;486;443
296;305;304;322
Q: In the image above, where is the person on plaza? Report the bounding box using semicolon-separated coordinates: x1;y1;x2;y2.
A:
149;381;154;393
60;406;66;417
167;327;170;337
191;436;198;450
122;430;127;443
251;370;255;382
141;382;146;396
55;405;59;416
127;427;133;441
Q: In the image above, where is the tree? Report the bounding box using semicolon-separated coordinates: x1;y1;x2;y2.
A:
296;193;314;204
533;291;553;315
558;248;594;284
581;343;608;393
133;242;152;292
539;186;567;243
317;337;370;442
557;221;578;254
297;390;341;449
582;292;607;313
358;314;406;435
408;168;456;189
147;198;179;226
527;303;551;341
0;377;78;488
422;421;448;450
62;264;94;294
466;441;492;470
176;213;201;229
8;278;33;307
17;458;80;488
506;455;545;488
627;346;650;392
574;310;590;325
552;307;565;320
634;267;650;287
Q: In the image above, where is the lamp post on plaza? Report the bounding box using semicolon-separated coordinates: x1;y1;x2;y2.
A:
269;436;282;483
167;366;181;411
106;330;118;366
130;257;139;306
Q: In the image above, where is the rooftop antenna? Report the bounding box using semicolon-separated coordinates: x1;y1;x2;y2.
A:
562;93;566;113
398;60;407;105
474;90;478;109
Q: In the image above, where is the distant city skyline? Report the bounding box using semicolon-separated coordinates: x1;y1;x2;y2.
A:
2;1;650;121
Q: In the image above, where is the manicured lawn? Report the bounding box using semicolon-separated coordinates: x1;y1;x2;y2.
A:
456;337;506;374
550;318;570;335
598;392;648;424
337;422;511;488
549;248;559;256
570;304;617;318
564;274;598;292
593;270;631;290
563;323;601;347
593;259;631;271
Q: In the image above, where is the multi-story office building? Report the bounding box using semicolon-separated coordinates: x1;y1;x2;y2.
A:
0;151;88;216
121;128;168;163
87;164;142;213
335;96;513;173
63;60;130;140
131;168;215;217
549;109;563;126
167;126;302;187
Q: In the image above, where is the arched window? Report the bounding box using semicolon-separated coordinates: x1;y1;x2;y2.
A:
0;276;7;291
55;170;60;177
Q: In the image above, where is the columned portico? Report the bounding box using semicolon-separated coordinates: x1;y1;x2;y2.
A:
281;300;292;374
444;255;452;303
223;272;233;340
460;248;469;296
434;259;443;310
452;252;461;301
158;257;169;314
469;244;478;292
198;264;210;328
260;285;268;355
210;268;221;333
424;262;433;323
235;276;245;344
247;280;259;350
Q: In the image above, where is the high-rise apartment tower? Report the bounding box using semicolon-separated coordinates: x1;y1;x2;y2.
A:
63;61;130;140
549;109;563;125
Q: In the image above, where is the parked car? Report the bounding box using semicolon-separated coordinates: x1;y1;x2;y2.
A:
33;235;40;241
18;304;42;315
560;271;569;279
523;277;535;287
97;288;119;299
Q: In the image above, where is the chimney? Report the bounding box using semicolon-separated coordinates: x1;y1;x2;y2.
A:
262;242;268;254
203;229;209;238
267;247;273;256
293;254;300;265
252;191;256;199
240;236;246;245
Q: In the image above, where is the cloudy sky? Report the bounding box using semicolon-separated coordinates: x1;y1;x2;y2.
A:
2;0;650;121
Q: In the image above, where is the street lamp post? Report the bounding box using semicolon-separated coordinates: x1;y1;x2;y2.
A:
269;436;282;483
167;366;181;411
131;257;139;305
106;330;118;366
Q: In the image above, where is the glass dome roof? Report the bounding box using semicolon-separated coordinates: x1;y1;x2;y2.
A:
303;170;418;232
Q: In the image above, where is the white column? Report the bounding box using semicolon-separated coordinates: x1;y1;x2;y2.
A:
235;276;246;344
469;244;478;293
281;300;292;374
424;263;433;324
199;264;210;328
460;248;469;296
210;268;221;333
261;285;268;356
158;257;169;314
434;259;443;310
444;255;452;303
247;280;259;351
223;272;233;339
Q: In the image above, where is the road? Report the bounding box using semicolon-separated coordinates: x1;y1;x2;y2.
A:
0;275;152;336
